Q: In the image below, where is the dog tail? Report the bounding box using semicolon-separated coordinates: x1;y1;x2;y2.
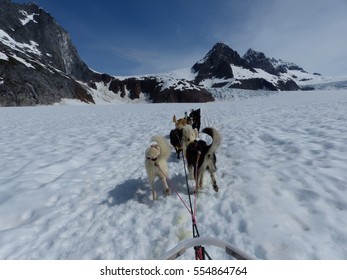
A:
173;115;177;123
151;135;171;160
202;127;221;153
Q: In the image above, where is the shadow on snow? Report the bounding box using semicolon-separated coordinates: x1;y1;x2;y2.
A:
101;173;193;207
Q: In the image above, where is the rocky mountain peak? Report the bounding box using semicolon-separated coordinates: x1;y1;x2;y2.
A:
192;42;244;83
270;58;306;74
201;42;244;67
0;0;93;82
0;1;319;106
189;44;302;91
0;0;98;105
243;48;277;75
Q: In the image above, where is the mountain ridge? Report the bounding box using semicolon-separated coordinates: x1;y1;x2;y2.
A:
0;0;334;106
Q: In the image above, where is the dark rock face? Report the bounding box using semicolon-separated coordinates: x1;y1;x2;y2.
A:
1;1;94;82
151;88;214;103
0;56;93;106
243;49;277;75
106;76;214;103
229;78;278;91
74;82;95;104
0;0;96;106
192;42;243;83
276;79;300;91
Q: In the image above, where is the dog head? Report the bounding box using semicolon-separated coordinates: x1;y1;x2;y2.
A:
189;108;200;121
188;108;201;131
173;115;187;129
182;125;198;146
145;144;160;163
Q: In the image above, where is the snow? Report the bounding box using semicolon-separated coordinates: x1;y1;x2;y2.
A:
1;89;347;260
0;51;9;61
0;29;41;56
9;53;35;68
83;81;149;104
159;77;201;91
19;10;38;26
233;66;277;83
139;68;200;91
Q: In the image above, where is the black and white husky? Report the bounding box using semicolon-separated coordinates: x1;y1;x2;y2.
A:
145;136;171;200
186;127;221;192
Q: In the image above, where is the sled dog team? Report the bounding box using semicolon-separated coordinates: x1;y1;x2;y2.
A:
145;109;221;201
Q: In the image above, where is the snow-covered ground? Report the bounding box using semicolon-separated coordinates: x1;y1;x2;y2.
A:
1;89;347;260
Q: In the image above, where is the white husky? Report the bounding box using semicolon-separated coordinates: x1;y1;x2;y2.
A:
145;136;171;200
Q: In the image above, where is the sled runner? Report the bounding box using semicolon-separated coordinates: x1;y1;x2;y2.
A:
161;236;255;260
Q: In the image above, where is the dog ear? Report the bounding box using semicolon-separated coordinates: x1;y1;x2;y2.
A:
173;115;177;123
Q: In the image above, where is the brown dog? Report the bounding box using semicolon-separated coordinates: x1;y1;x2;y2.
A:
173;115;187;129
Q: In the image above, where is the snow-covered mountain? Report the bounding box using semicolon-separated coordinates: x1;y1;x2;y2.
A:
0;0;98;106
150;43;347;94
0;0;213;106
191;43;301;91
1;0;345;106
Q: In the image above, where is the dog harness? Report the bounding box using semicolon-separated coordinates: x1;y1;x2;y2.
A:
146;156;157;161
146;144;159;161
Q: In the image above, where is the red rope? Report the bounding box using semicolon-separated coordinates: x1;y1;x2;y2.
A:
155;163;193;217
155;159;210;260
169;179;193;216
195;246;205;260
161;144;201;227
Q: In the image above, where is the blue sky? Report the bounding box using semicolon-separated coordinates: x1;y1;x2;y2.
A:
14;0;347;76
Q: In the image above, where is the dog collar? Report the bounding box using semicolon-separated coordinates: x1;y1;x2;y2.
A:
146;157;157;161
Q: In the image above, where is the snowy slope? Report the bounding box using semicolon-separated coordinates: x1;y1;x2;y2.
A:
134;66;347;99
0;89;347;260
